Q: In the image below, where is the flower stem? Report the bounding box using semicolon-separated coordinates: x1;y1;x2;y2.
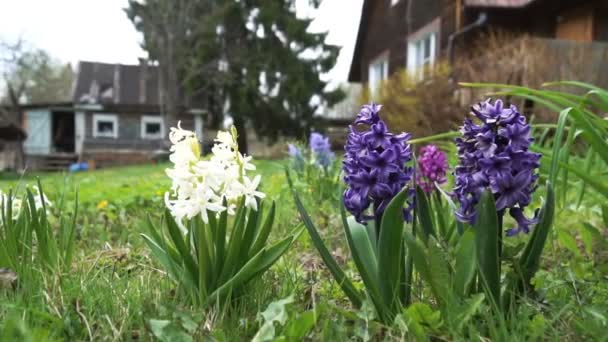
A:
497;209;504;274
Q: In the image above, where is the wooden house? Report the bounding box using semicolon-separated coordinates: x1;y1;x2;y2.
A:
348;0;608;92
21;60;208;170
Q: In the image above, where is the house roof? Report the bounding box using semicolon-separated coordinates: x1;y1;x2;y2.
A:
463;0;537;8
72;60;161;106
347;0;372;82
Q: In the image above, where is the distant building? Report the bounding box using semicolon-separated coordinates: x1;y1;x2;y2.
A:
349;0;608;91
20;60;209;170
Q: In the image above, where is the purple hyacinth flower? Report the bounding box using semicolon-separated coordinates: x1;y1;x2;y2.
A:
454;99;541;236
343;103;414;224
309;132;335;169
363;120;394;149
287;143;305;173
416;144;449;193
355;103;382;125
360;148;399;177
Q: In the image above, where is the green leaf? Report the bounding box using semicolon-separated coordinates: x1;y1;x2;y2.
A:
239;202;261;268
378;187;410;317
473;190;501;310
427;239;451;306
206;233;297;306
164;209;199;286
249;201;276;258
341;212;387;320
603;206;608;228
415;187;435;243
454;229;476;297
549;108;570;187
454;293;485;331
292;190;362;307
520;183;555;283
403;231;433;295
214;198;228;275
258;294;294;325
559;162;608;198
284;310;316;340
141;233;182;285
218;201;248;284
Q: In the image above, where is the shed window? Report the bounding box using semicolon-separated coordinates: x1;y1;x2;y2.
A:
141;115;165;139
368;53;389;97
92;114;118;138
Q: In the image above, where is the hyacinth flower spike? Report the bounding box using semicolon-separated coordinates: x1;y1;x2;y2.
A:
143;123;299;307
309;132;335;170
343;103;414;227
453;99;555;312
416;144;449;194
290;102;416;323
454;99;541;236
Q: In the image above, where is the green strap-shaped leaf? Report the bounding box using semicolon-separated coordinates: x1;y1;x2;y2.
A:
559;162;608;198
473;190;501;311
192;218;211;296
293;191;363;308
249;201;276;258
205;234;297;306
214;198;228;276
415;187;435;243
378;187;410;316
239;201;261;266
519;182;555;283
403;231;431;290
164;209;199;287
218;201;247;284
453;229;476;297
341;208;388;320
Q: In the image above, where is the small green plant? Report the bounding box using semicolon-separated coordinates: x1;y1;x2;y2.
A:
286;132;341;204
143;125;299;307
0;181;78;280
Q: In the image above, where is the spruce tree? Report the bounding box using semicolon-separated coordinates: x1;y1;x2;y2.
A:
128;0;341;153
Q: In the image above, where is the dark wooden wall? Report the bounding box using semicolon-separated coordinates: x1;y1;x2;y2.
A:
83;111;196;151
357;0;454;83
355;0;608;83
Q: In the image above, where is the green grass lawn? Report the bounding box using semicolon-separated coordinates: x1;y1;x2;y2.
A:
0;160;287;207
1;158;607;341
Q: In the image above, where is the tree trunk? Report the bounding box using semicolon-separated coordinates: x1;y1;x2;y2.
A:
7;83;26;170
233;115;248;155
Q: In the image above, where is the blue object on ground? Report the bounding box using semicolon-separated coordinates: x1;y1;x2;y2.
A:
69;162;89;172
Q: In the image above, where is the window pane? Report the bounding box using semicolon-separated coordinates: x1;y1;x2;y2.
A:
146;122;161;135
97;121;114;134
424;37;431;60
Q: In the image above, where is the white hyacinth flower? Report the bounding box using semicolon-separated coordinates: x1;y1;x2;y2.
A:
0;190;24;224
31;185;52;211
164;122;265;228
241;175;265;211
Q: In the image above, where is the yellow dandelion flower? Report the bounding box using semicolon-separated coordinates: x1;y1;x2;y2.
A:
97;200;109;210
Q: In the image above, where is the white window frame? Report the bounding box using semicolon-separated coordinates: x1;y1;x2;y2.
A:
92;113;118;139
368;52;389;97
406;18;440;79
140;115;165;140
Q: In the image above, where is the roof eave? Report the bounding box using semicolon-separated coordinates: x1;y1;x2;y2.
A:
347;0;371;83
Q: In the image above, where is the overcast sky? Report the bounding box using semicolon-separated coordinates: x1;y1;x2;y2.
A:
0;0;362;86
